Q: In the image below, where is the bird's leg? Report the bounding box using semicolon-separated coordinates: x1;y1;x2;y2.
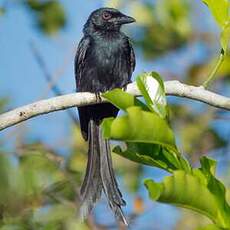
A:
122;80;132;91
122;85;127;91
95;92;102;103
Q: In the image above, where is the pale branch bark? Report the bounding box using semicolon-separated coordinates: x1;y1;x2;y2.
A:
0;80;229;131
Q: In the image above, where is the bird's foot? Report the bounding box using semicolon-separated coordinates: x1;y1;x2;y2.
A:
122;81;132;91
95;92;102;103
122;86;127;91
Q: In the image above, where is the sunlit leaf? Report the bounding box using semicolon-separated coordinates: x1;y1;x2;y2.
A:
113;144;169;170
221;22;230;53
136;72;167;118
113;143;191;173
145;157;230;229
102;106;177;152
202;0;229;28
102;89;191;173
102;88;148;111
200;157;230;226
200;156;216;176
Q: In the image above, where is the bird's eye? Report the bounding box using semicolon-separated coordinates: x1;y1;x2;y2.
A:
102;12;112;20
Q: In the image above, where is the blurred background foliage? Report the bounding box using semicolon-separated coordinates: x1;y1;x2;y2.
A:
0;0;229;229
26;0;66;35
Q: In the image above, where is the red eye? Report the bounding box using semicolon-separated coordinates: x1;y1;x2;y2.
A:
102;12;112;20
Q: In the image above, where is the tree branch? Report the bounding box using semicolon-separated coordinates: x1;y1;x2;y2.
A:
0;80;229;131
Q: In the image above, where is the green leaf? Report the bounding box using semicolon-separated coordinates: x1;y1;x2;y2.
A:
221;22;230;53
27;0;66;35
102;106;177;152
199;157;230;227
200;156;216;176
102;88;148;111
0;7;5;16
197;224;222;230
136;72;167;118
113;143;191;173
113;144;167;169
101;105;192;173
202;0;229;28
145;167;230;228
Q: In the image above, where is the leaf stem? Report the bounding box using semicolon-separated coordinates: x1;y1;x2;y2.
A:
203;49;225;88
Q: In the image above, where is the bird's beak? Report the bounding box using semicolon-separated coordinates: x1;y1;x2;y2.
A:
117;14;136;25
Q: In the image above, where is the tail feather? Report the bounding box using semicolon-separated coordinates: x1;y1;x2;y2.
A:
98;128;126;206
80;120;103;219
80;120;128;225
98;128;128;225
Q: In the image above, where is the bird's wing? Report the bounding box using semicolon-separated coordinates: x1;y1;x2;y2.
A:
74;36;91;88
127;38;136;77
74;36;92;140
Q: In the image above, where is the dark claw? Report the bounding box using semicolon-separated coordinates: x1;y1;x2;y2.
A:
95;92;102;103
122;80;132;91
122;81;131;91
122;86;127;91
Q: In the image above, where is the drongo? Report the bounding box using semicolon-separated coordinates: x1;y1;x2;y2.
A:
74;7;135;225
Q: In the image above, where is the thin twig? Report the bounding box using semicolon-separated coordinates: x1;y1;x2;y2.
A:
203;49;225;88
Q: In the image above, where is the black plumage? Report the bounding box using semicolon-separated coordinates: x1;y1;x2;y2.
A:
74;7;135;225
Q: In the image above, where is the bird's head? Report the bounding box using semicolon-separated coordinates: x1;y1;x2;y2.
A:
84;8;135;33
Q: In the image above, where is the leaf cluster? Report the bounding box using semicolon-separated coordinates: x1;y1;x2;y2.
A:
26;0;66;35
102;72;230;229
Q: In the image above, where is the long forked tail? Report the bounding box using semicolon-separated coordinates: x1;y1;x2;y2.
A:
80;120;103;218
80;120;127;225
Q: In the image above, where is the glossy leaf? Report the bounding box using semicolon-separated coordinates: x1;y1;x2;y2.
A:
221;22;230;53
200;157;230;226
102;88;148;111
136;72;167;118
102;106;177;152
113;143;191;173
145;157;230;229
202;0;229;28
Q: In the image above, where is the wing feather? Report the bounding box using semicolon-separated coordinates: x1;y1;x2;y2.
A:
74;36;91;89
127;38;136;77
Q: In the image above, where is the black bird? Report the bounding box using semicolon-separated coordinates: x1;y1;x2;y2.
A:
74;8;135;225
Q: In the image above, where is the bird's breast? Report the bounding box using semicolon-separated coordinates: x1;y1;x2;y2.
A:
94;41;122;63
83;34;130;92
